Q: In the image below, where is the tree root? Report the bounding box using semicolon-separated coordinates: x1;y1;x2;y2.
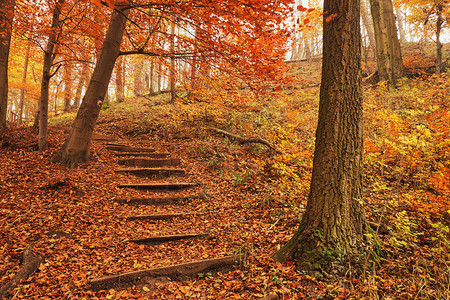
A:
0;243;41;299
209;127;280;153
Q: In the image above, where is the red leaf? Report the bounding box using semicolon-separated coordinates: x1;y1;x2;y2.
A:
105;0;115;9
297;5;307;12
91;0;101;7
326;13;338;22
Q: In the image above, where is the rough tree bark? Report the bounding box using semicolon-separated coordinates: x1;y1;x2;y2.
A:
38;0;64;150
53;5;129;168
369;0;405;82
0;0;15;128
275;0;368;278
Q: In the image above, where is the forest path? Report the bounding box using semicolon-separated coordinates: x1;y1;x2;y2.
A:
89;135;241;292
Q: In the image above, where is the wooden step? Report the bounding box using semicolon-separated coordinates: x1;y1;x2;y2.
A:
113;196;196;205
126;212;201;221
90;255;243;291
127;233;207;244
118;182;198;191
106;145;155;152
115;167;185;178
91;133;117;142
113;152;170;158
105;142;128;147
118;158;181;167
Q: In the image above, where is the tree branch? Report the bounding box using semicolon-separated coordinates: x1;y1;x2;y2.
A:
209;127;280;153
0;243;41;299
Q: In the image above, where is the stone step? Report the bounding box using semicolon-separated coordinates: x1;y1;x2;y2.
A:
118;182;198;191
115;167;185;178
127;233;207;244
90;255;243;291
118;158;181;167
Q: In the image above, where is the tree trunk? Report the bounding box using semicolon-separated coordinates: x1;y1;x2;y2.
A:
53;5;129;168
170;22;176;102
149;58;154;93
18;41;31;123
73;62;89;109
63;64;72;112
369;0;405;82
115;55;125;102
395;7;406;43
361;0;376;59
133;57;145;96
275;0;368;278
157;58;162;92
303;37;311;61
38;0;64;151
435;5;443;74
0;0;15;128
189;26;199;97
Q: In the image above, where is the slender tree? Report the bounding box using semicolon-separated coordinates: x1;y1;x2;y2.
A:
169;22;176;102
17;40;31;123
361;0;376;59
435;2;444;74
275;0;368;277
369;0;405;82
73;62;89;108
0;0;15;128
38;0;65;150
63;64;72;112
115;55;125;102
395;7;407;43
53;4;129;167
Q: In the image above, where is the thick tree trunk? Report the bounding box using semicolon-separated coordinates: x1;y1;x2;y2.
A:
275;0;367;278
0;0;15;128
38;0;64;150
369;0;405;82
53;6;129;168
115;55;125;102
18;41;31;123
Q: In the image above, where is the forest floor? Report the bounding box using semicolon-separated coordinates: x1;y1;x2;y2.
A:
1;42;450;299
